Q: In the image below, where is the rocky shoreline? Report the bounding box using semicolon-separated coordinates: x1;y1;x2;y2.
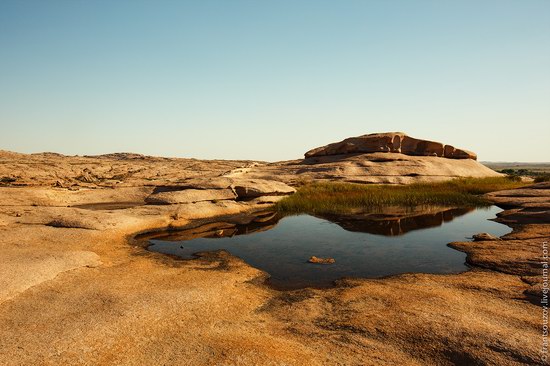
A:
0;147;546;365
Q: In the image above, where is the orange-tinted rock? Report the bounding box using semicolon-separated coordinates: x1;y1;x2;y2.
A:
400;136;445;157
450;148;477;160
472;233;502;241
304;132;477;160
308;256;336;264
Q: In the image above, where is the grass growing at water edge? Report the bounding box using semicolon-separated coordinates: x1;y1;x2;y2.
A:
276;177;526;215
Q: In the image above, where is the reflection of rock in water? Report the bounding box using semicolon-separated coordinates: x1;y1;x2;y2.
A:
319;207;474;236
144;211;280;242
143;206;476;242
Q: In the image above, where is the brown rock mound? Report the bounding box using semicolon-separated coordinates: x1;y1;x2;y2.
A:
144;178;296;205
230;179;296;199
145;188;237;205
305;132;477;160
308;256;336;264
472;233;502;241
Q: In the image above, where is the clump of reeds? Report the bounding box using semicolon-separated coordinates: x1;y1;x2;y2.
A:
276;177;526;215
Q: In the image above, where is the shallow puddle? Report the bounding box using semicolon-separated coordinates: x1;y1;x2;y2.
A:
147;206;511;289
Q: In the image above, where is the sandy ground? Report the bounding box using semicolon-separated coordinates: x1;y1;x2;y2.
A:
0;152;545;365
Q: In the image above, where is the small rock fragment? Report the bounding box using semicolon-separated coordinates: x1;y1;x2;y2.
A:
308;256;335;264
472;233;501;241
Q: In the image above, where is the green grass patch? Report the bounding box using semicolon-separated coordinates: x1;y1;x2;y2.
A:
276;177;526;215
496;168;550;183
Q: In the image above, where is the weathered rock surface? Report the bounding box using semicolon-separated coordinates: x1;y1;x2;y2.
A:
242;152;501;185
145;188;237;205
230;179;296;199
485;182;550;223
305;132;477;160
308;256;335;264
0;142;498;188
472;232;502;241
0;249;102;304
143;178;296;205
450;182;550;305
0;150;544;365
0;149;260;188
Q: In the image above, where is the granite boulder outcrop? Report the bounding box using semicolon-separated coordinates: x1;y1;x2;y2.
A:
305;132;477;160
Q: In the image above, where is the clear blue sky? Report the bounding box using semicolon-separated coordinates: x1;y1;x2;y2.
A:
1;0;549;162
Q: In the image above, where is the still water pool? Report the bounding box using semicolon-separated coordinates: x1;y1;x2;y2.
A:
148;206;510;289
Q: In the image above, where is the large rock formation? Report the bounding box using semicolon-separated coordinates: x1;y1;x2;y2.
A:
0;134;492;190
144;178;296;205
0;148;544;365
238;132;499;185
305;132;477;160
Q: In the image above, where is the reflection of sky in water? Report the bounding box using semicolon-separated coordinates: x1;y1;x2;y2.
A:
149;206;511;289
